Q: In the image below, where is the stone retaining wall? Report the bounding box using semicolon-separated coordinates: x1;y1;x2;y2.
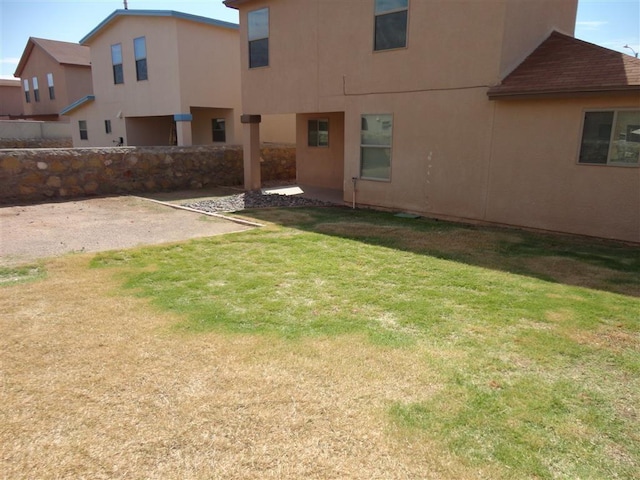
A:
0;144;295;204
0;138;73;149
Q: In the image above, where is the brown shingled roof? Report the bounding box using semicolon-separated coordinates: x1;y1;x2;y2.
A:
488;31;640;99
14;38;91;77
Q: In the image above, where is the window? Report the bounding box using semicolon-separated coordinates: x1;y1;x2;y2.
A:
32;77;40;102
134;37;148;81
23;79;30;103
308;119;329;147
248;8;269;68
79;120;88;140
374;0;408;51
45;73;55;100
361;114;393;180
111;44;124;84
579;110;640;166
212;118;226;142
105;119;112;134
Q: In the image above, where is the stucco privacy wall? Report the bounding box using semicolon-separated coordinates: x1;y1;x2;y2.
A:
0;145;295;204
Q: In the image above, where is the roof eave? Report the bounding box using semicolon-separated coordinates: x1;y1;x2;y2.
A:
60;95;95;115
488;86;640;100
80;9;238;44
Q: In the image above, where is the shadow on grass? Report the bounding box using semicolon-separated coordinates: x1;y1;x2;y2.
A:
239;206;640;298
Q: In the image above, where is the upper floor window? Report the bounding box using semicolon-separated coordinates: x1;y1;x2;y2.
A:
578;110;639;166
111;43;124;84
361;114;393;180
32;77;40;102
134;36;148;81
47;73;55;100
308;119;329;147
23;79;30;103
105;119;112;134
374;0;408;51
248;8;269;68
212;118;226;142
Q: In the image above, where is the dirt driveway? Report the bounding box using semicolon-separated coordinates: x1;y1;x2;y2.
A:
0;193;253;267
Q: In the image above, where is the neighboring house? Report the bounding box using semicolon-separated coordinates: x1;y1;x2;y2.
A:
61;9;294;148
0;78;23;118
224;0;639;243
14;37;92;121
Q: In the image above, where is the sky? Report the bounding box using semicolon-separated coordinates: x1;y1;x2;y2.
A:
1;0;639;78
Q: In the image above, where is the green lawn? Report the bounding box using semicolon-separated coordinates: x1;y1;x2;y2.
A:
91;206;639;479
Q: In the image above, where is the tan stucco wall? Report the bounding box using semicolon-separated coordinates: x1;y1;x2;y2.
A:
0;82;23;117
487;96;639;243
236;0;577;115
296;112;344;189
344;88;495;221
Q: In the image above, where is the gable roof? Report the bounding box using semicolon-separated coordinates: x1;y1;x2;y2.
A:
14;38;91;77
80;9;238;45
488;31;640;99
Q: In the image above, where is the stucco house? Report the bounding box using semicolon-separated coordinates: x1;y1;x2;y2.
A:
14;37;92;121
224;0;639;243
0;78;23;118
61;9;293;148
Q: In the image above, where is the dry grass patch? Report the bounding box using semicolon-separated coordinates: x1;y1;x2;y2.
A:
1;255;482;479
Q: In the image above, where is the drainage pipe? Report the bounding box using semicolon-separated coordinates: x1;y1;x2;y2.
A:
352;177;358;209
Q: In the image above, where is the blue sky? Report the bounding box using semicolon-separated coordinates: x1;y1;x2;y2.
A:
1;0;639;78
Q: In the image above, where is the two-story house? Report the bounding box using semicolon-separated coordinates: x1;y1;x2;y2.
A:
225;0;639;243
14;37;92;121
61;9;293;148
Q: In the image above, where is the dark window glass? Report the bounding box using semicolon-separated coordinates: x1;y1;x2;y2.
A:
113;64;124;84
375;10;408;51
249;38;269;68
48;86;55;100
579;111;613;164
308;119;329;147
212;119;226;142
105;119;112;134
33;89;40;102
25;91;30;103
136;58;148;81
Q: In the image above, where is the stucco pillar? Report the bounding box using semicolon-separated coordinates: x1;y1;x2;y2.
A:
173;113;193;146
241;114;261;190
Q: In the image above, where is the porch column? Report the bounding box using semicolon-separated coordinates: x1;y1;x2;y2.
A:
241;114;261;190
173;113;193;146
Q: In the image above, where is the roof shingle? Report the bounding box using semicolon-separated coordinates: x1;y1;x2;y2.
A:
488;31;640;99
15;38;90;76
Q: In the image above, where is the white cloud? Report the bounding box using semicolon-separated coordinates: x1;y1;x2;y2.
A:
1;57;20;66
576;20;609;30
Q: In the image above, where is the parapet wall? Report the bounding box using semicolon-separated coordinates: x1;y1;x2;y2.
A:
0;144;295;204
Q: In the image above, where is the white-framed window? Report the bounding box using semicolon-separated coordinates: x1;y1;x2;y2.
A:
578;109;640;166
360;114;393;180
23;79;30;103
374;0;409;51
47;73;55;99
134;36;148;81
32;76;40;102
248;8;269;68
111;43;124;84
79;120;88;140
212;118;226;142
308;119;329;147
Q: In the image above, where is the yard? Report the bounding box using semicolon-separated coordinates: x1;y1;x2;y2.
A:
1;206;638;479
